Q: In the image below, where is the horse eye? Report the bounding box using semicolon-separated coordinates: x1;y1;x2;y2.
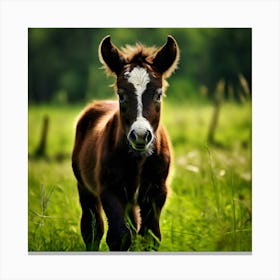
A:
154;91;162;103
118;91;127;104
119;94;125;103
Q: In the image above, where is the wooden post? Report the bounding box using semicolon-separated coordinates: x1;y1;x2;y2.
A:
35;115;49;158
207;79;225;145
238;73;251;101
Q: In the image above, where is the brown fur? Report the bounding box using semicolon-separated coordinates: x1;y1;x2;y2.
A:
72;36;179;251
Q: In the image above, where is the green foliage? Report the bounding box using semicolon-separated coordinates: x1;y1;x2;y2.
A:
28;100;251;252
28;159;84;251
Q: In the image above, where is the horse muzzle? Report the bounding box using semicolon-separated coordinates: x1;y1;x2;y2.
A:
127;118;154;152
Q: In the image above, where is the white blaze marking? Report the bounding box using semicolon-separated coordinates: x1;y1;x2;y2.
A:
126;67;154;147
127;67;150;118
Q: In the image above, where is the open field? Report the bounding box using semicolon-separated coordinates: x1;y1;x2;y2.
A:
28;100;252;252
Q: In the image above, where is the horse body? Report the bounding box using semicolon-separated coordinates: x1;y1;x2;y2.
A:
72;35;179;251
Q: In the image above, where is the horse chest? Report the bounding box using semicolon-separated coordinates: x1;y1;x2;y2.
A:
124;163;144;202
99;154;146;202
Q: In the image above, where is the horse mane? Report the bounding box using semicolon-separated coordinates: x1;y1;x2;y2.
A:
121;43;158;65
121;42;179;80
121;43;171;91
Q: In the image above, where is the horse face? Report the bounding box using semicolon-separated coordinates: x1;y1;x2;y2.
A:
116;66;162;153
99;35;179;154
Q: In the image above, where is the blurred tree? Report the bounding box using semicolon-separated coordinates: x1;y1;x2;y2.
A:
28;28;251;104
200;28;251;100
28;28;95;103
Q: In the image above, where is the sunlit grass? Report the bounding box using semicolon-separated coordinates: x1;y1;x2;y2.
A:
28;100;251;252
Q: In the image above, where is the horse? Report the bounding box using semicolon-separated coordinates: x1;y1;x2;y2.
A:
72;35;179;251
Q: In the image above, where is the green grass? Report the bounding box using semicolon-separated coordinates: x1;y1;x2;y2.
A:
28;100;252;252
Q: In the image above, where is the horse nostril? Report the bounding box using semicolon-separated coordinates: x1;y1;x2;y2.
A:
144;130;153;143
129;130;137;142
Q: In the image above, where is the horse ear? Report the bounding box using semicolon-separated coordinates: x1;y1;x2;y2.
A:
152;35;179;78
99;36;125;75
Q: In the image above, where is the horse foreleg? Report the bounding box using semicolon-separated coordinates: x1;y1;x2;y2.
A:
100;189;132;251
138;183;167;250
78;184;104;251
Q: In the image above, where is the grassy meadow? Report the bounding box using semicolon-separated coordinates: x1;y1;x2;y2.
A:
28;99;252;252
